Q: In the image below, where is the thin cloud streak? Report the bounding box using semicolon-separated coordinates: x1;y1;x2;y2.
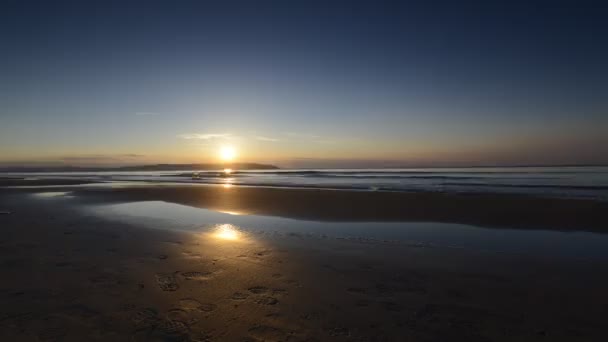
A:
254;136;279;142
282;132;321;139
282;132;334;144
178;133;232;140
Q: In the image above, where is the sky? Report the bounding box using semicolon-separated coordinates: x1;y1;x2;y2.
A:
1;0;607;168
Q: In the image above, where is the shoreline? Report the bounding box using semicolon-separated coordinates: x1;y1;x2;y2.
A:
2;179;607;232
74;184;608;231
3;167;608;202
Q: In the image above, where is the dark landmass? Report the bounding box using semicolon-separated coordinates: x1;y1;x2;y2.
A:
2;163;607;173
0;163;279;173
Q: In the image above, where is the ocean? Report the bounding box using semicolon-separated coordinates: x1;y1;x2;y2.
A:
3;166;608;200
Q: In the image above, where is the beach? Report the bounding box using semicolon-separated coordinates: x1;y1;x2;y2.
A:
3;175;608;231
3;0;608;340
3;1;607;340
1;180;608;341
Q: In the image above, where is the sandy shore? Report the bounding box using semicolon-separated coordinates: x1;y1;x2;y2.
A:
51;183;608;232
1;185;608;341
2;177;608;232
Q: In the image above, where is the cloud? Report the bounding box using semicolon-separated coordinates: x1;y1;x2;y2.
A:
135;112;160;116
178;133;232;140
281;132;333;143
282;132;321;139
254;136;279;142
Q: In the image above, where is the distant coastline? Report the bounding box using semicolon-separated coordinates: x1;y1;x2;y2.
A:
2;163;608;173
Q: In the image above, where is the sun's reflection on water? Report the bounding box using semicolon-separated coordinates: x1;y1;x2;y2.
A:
213;224;241;241
217;210;242;215
222;176;234;188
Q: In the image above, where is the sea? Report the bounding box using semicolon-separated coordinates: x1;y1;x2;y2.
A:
3;166;608;201
5;166;608;260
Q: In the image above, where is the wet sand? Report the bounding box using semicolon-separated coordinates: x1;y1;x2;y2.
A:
1;185;608;341
62;183;608;232
3;177;608;232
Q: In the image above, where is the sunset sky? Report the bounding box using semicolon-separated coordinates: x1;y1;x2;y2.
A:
1;1;607;168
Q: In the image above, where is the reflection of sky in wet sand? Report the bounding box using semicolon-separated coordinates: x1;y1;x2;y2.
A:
31;191;72;198
85;200;608;260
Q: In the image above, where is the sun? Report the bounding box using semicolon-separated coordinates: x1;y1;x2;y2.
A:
219;146;236;161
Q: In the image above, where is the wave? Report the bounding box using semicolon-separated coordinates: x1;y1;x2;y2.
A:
4;167;608;201
442;183;608;191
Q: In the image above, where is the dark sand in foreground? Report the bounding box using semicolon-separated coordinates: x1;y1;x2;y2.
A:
1;183;608;341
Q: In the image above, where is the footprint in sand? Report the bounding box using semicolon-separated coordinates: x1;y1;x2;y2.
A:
181;271;214;281
248;325;285;340
150;319;190;341
166;308;198;326
156;273;179;291
327;327;351;337
231;292;249;300
300;312;322;321
272;288;288;296
131;308;160;329
182;251;203;260
254;249;271;257
255;296;279;305
248;286;269;294
179;298;204;310
196;303;217;312
190;331;214;342
178;299;217;314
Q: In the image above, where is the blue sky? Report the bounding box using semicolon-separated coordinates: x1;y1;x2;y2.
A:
1;0;607;167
